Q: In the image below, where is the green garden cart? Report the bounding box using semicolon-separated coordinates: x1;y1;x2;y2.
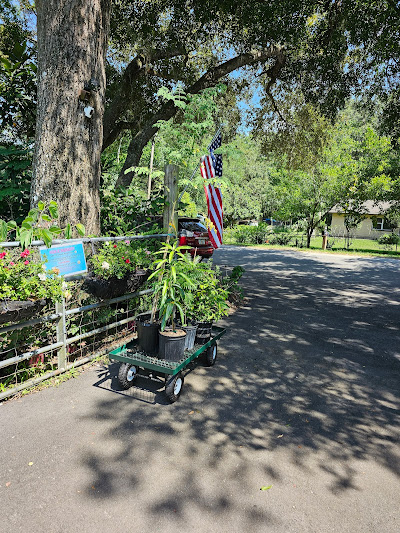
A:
109;325;226;403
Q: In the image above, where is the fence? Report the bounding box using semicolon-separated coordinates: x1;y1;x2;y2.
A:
0;234;167;401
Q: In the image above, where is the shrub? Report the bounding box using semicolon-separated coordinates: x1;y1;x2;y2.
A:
0;248;64;302
89;240;155;280
378;233;400;249
234;223;273;245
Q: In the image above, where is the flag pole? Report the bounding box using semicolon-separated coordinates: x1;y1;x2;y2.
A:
177;126;221;203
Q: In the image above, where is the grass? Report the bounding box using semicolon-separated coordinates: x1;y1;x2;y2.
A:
224;228;400;259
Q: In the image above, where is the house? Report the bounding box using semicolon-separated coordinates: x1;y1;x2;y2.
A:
329;201;395;239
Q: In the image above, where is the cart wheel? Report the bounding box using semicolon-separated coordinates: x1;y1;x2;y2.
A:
165;373;184;403
118;363;138;389
204;344;217;366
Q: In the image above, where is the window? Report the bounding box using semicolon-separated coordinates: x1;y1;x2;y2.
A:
372;217;392;231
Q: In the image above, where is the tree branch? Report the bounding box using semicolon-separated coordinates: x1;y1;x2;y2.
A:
102;47;187;150
116;46;286;187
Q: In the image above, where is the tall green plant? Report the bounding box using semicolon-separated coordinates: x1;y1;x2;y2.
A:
0;145;31;222
148;241;195;331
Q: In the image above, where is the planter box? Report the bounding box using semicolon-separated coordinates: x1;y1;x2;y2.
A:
83;269;150;299
0;299;48;325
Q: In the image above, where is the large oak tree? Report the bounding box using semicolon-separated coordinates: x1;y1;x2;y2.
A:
19;0;400;233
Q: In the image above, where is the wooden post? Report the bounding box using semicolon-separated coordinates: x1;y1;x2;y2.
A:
163;164;178;235
150;164;178;324
147;133;157;200
56;299;67;370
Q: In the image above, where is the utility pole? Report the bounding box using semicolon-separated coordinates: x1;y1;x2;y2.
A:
147;133;157;200
163;164;178;235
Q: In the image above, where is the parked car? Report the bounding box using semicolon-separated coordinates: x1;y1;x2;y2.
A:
178;217;214;259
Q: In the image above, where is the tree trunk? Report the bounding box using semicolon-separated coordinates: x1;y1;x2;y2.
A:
306;226;313;248
31;0;111;236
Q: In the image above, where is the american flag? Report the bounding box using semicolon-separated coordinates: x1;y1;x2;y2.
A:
208;132;222;152
201;132;223;249
200;155;215;180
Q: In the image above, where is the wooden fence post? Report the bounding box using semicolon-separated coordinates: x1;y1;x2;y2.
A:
163;164;178;235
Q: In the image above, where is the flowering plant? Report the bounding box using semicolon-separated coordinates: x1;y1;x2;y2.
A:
0;248;64;302
89;240;154;280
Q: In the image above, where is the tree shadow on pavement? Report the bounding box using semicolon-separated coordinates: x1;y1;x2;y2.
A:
78;247;400;530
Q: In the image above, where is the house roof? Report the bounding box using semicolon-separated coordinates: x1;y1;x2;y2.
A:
329;200;392;215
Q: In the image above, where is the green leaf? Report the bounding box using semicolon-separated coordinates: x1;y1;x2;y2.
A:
49;226;63;234
21;220;33;230
260;486;272;491
40;228;53;248
7;220;17;230
65;223;72;239
38;201;45;211
48;201;59;219
0;219;7;241
175;302;185;325
28;209;39;222
41;214;51;222
19;228;33;249
75;223;85;237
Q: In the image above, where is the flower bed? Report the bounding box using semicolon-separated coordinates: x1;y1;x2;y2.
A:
0;249;64;323
84;240;154;299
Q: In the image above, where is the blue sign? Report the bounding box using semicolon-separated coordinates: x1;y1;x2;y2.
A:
40;241;87;277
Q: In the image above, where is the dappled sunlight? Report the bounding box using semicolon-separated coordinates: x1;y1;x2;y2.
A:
74;246;400;529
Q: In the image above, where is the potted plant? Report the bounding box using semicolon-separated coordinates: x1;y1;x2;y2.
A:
0;248;65;324
84;240;153;299
191;263;230;344
148;241;195;361
173;256;204;350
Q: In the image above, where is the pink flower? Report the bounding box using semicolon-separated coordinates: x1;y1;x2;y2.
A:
9;261;15;266
0;252;6;259
24;249;30;256
145;250;151;255
124;240;130;245
125;259;130;264
113;244;117;248
24;260;29;265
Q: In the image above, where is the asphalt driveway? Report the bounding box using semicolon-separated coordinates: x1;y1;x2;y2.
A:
1;246;399;532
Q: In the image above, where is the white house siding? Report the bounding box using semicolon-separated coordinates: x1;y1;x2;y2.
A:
330;214;394;239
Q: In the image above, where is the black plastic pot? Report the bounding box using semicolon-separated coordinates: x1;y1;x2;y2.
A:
137;315;159;355
0;299;48;325
181;324;198;351
158;329;186;361
195;321;213;344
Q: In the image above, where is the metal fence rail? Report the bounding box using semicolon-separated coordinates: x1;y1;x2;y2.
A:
0;234;166;401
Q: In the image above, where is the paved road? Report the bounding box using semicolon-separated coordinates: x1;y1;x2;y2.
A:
1;246;400;532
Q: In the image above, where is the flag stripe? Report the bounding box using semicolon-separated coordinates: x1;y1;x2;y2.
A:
208;186;223;229
204;183;223;247
200;137;223;249
204;185;223;235
200;155;215;180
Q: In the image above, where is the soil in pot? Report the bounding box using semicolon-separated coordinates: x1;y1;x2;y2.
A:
158;329;186;361
195;321;213;345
